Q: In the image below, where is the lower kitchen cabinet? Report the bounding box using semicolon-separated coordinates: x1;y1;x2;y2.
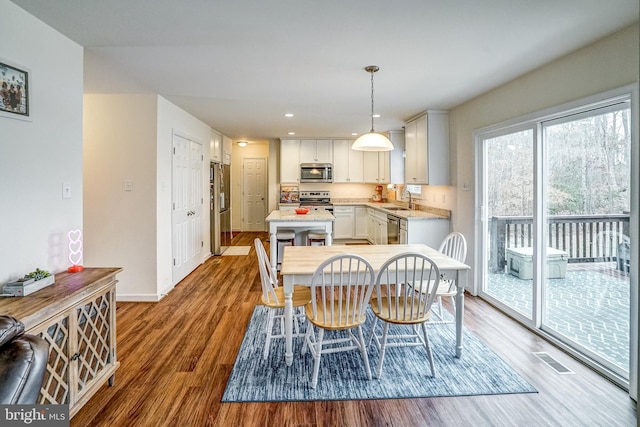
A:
0;268;122;418
404;218;450;248
354;206;368;239
334;206;354;239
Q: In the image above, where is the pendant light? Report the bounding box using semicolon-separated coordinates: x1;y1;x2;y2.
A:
351;65;394;152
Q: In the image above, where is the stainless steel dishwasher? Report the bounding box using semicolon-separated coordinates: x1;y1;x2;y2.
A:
387;214;400;244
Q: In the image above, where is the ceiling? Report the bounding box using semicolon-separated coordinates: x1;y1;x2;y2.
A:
11;0;638;142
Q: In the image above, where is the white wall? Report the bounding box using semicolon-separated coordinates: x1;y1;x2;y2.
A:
0;1;83;282
449;23;639;292
83;94;158;299
83;94;211;301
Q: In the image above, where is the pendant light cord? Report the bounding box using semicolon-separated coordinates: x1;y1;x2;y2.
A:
370;69;375;132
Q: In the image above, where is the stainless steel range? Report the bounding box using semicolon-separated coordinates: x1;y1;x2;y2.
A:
299;191;332;213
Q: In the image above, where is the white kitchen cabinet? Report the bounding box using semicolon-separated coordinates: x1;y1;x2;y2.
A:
387;130;405;184
363;151;389;183
333;139;364;183
333;206;354;239
222;135;232;165
374;210;388;245
354;206;368;238
367;208;388;244
404;111;449;185
404;218;450;248
300;139;332;163
210;129;222;163
367;208;376;243
280;139;300;183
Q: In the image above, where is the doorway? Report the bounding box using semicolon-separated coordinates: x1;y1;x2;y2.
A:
476;88;635;389
242;158;267;231
172;133;203;284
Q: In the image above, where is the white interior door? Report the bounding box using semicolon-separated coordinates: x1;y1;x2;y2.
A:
172;134;203;284
243;158;266;231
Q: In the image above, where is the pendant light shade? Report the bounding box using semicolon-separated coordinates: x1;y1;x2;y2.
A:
352;132;394;151
351;65;394;152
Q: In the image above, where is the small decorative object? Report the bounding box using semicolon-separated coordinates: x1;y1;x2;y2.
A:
0;58;30;120
295;208;309;215
3;268;54;297
67;229;84;273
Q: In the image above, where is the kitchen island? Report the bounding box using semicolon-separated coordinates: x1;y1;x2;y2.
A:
265;209;334;276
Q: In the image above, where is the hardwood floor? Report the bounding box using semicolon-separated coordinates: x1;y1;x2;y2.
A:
71;232;637;427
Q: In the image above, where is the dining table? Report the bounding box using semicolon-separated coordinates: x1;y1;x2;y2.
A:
280;244;471;366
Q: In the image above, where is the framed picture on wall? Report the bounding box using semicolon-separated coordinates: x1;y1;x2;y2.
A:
0;58;30;120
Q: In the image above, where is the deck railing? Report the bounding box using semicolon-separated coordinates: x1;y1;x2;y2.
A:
490;214;630;272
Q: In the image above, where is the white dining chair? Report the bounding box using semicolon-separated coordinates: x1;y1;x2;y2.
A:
432;232;467;322
369;252;441;378
301;254;375;389
255;238;311;360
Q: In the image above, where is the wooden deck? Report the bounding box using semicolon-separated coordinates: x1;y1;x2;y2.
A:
70;232;637;427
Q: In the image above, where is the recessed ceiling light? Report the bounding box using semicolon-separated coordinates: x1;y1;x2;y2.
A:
284;113;294;118
352;133;358;136
288;132;295;135
237;141;247;147
372;114;381;118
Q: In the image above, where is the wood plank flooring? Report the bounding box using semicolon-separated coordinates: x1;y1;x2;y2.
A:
71;232;637;427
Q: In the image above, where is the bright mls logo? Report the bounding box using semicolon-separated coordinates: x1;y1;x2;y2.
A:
1;405;68;427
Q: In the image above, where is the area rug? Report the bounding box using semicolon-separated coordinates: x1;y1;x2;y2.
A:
222;306;537;402
222;246;251;256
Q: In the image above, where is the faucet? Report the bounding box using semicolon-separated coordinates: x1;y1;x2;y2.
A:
402;188;412;209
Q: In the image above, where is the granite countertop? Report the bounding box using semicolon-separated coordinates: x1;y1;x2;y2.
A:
331;199;450;220
266;210;335;221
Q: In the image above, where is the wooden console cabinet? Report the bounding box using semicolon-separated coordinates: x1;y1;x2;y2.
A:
0;267;121;418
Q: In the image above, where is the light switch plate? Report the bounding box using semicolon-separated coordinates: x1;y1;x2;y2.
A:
62;181;71;199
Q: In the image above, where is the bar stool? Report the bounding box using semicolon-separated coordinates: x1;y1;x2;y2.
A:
276;229;296;266
307;231;327;246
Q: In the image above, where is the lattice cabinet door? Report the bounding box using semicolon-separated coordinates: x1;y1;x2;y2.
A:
73;285;116;404
33;312;72;405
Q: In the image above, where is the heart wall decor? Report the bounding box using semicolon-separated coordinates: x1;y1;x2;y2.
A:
67;229;84;272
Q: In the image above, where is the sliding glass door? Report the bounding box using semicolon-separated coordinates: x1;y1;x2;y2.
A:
542;104;631;377
477;90;634;386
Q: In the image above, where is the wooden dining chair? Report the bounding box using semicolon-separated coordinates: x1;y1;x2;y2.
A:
369;252;441;378
301;254;375;389
254;238;311;360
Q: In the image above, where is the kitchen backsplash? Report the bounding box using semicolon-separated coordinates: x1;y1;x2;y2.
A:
297;182;455;211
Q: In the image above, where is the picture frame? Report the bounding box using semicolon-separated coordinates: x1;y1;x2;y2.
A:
0;58;30;120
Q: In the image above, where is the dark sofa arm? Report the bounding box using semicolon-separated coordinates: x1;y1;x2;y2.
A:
0;315;49;404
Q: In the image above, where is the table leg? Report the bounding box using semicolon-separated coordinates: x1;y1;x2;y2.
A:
325;224;333;246
283;275;294;366
455;269;467;358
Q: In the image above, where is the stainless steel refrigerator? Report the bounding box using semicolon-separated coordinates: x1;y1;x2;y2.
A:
211;163;231;255
210;162;231;255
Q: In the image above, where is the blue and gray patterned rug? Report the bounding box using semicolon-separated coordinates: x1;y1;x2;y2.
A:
222;306;537;402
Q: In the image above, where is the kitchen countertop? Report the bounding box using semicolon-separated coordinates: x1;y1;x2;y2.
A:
331;200;450;220
266;210;335;222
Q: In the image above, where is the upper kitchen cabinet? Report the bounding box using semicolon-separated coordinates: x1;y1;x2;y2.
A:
404;111;449;185
333;139;364;183
222;135;232;165
387;130;405;184
280;139;300;183
210;129;222;163
300;139;333;163
361;130;404;184
363;151;389;183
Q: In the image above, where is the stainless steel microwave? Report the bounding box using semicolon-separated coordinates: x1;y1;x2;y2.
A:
300;163;333;183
